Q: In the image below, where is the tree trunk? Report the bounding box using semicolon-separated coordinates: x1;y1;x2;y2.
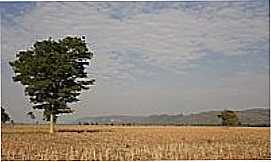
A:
49;113;54;133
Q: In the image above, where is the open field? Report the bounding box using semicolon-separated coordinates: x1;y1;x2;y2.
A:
1;124;270;160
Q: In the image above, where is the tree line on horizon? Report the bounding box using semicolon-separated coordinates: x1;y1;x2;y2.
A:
3;104;268;127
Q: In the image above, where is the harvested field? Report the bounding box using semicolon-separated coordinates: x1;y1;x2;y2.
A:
1;124;270;160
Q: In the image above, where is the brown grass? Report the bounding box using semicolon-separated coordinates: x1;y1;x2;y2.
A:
1;124;270;160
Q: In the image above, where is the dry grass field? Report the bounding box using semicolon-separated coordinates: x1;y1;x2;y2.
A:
1;124;270;160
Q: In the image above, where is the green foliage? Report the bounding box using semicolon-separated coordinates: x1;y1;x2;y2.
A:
1;107;10;123
27;112;36;120
217;110;241;126
10;37;95;122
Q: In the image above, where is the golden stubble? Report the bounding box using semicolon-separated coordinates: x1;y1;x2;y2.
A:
1;125;270;160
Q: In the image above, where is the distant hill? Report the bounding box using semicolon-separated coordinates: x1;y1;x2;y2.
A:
75;108;270;126
237;108;270;125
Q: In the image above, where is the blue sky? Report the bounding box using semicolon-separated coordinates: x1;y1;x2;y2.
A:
1;1;269;122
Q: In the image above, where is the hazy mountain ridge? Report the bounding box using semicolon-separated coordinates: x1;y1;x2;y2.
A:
76;108;270;126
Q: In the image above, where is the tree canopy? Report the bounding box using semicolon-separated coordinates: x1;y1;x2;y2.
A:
9;36;95;125
217;110;241;126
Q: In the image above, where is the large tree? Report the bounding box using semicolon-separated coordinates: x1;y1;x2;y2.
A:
10;36;95;133
217;110;241;126
1;107;10;123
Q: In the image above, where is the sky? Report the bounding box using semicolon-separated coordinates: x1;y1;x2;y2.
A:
0;1;270;123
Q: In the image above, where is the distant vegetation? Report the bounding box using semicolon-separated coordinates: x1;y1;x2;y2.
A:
76;108;270;127
217;110;241;126
1;107;11;123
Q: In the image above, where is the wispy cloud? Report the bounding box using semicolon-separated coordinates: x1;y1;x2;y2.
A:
2;1;269;82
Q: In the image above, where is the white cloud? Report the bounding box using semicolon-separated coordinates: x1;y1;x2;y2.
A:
2;2;269;82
